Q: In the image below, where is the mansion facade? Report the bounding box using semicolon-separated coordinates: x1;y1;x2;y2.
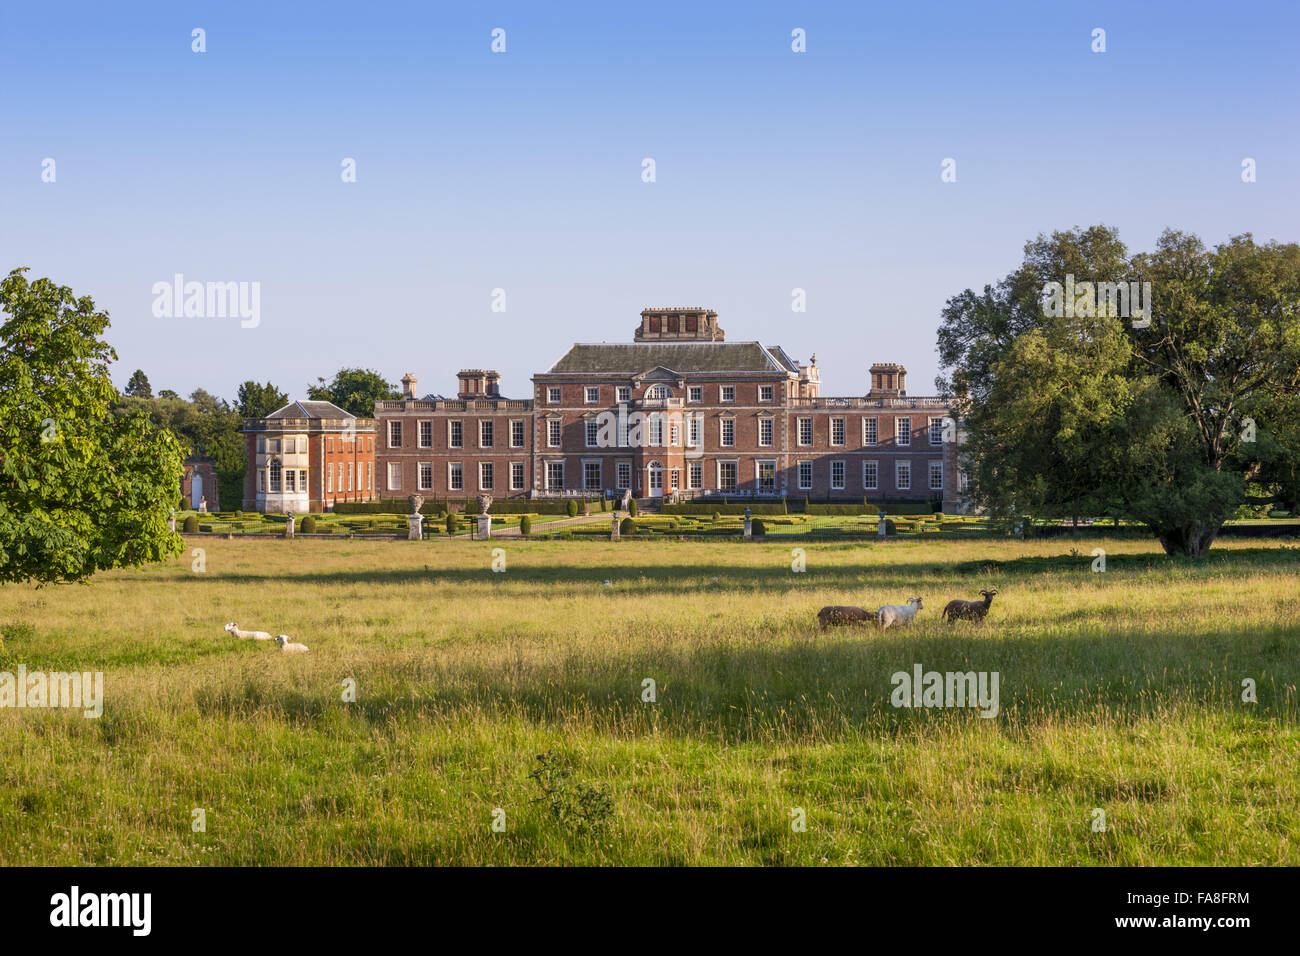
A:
365;307;967;513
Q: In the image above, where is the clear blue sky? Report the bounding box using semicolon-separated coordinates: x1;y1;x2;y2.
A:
3;0;1297;400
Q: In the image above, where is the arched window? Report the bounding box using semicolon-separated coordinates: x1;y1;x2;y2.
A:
646;384;671;400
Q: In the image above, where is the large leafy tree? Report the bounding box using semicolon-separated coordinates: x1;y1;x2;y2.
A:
235;379;288;419
0;268;184;584
938;227;1300;556
307;367;398;417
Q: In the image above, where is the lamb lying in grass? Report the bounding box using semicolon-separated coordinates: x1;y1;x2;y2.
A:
817;605;877;630
941;588;998;623
274;635;309;654
877;597;923;631
225;622;273;640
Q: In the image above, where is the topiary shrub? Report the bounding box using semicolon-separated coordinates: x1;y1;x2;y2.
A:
884;518;897;535
300;515;317;533
751;519;766;536
711;511;721;522
520;515;532;536
445;513;457;535
182;515;199;533
599;496;607;512
628;498;638;517
620;517;636;536
567;499;579;518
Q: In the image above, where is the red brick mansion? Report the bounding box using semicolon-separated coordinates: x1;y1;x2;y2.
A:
365;307;967;512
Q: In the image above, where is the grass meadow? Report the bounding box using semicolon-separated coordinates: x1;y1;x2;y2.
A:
1;535;1297;866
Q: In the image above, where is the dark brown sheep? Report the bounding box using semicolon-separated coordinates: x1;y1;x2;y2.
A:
941;588;999;623
817;605;877;630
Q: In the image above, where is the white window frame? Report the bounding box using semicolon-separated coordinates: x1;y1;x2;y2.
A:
547;418;562;448
449;462;463;492
448;419;463;448
616;461;632;491
510;461;525;491
929;417;944;445
687;461;702;490
831;460;846;490
547;387;562;404
480;461;494;490
479;419;493;448
831;417;846;447
720;385;735;403
418;462;433;491
545;460;564;491
758;417;773;447
418;420;433;448
717;460;738;492
510;419;525;448
584;386;600;404
387;461;401;491
720;417;735;448
798;418;813;447
758;385;774;403
864;417;878;446
798;460;813;491
896;416;912;447
388;421;402;448
616;386;631;403
688;386;703;403
582;459;602;491
585;419;600;447
896;460;911;491
929;460;944;491
757;460;776;494
687;414;702;447
864;460;879;491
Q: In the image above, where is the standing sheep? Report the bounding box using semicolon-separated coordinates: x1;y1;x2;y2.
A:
877;597;923;631
941;588;999;623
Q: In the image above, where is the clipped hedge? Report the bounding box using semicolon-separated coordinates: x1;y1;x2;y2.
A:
182;515;199;533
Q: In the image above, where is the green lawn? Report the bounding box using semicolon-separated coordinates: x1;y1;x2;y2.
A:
1;535;1297;865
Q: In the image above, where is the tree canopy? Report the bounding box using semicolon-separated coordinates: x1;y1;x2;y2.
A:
235;379;288;419
0;268;184;584
938;226;1300;556
307;367;399;417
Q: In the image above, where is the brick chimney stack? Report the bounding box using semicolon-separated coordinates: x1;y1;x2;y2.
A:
400;373;418;400
868;363;907;398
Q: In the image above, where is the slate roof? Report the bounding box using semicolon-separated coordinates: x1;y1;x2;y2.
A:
545;342;787;375
266;400;354;419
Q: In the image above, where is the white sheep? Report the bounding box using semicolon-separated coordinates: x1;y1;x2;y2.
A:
877;597;924;631
273;635;309;654
225;622;273;640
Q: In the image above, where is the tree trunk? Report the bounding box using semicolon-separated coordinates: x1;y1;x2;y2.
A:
1155;523;1222;556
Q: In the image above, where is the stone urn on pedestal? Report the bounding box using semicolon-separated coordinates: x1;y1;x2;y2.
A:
407;495;425;540
877;507;888;538
476;494;493;540
285;511;295;538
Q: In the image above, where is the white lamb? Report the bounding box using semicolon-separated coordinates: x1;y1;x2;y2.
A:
877;597;924;631
274;635;309;654
225;622;273;641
